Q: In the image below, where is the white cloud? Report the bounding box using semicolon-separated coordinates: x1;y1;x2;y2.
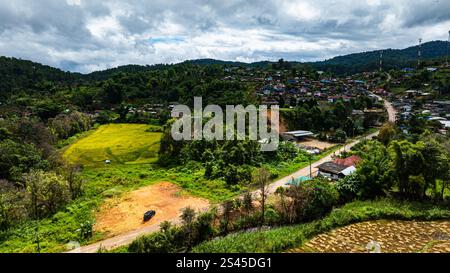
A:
282;1;321;21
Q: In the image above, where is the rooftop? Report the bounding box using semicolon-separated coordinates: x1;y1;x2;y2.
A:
283;130;314;137
317;162;348;175
333;155;362;167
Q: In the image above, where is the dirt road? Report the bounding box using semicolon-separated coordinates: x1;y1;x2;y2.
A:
69;97;396;253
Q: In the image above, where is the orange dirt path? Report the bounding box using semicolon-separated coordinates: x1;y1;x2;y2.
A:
94;182;210;237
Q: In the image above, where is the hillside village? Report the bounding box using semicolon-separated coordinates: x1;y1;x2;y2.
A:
0;44;449;255
387;65;450;135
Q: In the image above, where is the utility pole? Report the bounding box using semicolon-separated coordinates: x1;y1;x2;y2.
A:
379;50;383;72
447;30;450;67
418;38;422;68
309;154;312;179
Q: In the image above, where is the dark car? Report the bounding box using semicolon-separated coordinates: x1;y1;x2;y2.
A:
143;210;156;222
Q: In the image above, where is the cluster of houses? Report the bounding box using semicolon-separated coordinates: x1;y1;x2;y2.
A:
257;75;378;107
221;66;384;107
394;97;450;134
386;65;450;134
391;95;450;135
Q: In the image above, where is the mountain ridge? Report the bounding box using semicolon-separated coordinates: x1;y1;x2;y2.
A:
1;40;448;79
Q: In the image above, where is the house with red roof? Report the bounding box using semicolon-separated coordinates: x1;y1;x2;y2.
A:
333;155;362;167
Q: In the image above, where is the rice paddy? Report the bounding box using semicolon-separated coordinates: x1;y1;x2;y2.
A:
63;124;163;167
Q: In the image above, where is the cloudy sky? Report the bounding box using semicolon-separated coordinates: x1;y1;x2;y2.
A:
0;0;449;73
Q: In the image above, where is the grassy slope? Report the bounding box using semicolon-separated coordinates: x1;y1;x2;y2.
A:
192;199;450;253
64;124;162;166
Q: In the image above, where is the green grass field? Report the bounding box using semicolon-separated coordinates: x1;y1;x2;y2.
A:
63;124;162;167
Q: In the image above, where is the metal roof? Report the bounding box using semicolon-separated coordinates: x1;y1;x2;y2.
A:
283;130;314;137
340;166;357;176
317;162;348;175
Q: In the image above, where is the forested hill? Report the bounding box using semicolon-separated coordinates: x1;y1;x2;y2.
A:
1;40;448;94
0;56;82;97
183;59;273;68
311;40;450;75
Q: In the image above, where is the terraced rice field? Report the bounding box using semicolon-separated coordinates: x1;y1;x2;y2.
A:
288;220;450;253
63;124;162;167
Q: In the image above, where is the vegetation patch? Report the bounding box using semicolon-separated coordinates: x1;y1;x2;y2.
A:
192;199;450;253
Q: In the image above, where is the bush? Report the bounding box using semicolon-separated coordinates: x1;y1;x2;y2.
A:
278;179;339;223
23;170;71;217
48;111;93;140
128;210;217;253
0;140;48;182
301;179;339;221
330;129;347;143
129;230;178;253
336;174;361;203
0;182;28;231
224;165;252;185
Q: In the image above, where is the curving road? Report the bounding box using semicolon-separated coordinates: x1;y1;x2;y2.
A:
68;96;396;253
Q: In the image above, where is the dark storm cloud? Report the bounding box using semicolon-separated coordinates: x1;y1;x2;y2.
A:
0;0;448;73
401;1;450;28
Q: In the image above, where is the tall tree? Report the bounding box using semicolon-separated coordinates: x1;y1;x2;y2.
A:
254;168;270;227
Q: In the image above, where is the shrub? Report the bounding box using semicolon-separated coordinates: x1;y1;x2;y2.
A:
128;210;217;253
336;174;361;203
330;129;347;143
301;179;339;221
0;182;28;231
129;231;178;253
23;170;71;217
0;140;48;182
278;179;339;223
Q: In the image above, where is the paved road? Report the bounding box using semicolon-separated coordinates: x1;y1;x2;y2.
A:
68;97;396;253
67;220;180;253
261;94;396;196
265;131;380;195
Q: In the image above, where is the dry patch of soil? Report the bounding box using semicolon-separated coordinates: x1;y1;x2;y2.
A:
288;220;450;253
297;138;336;150
94;182;210;237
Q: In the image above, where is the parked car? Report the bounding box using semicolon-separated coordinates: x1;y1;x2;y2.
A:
143;210;156;222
